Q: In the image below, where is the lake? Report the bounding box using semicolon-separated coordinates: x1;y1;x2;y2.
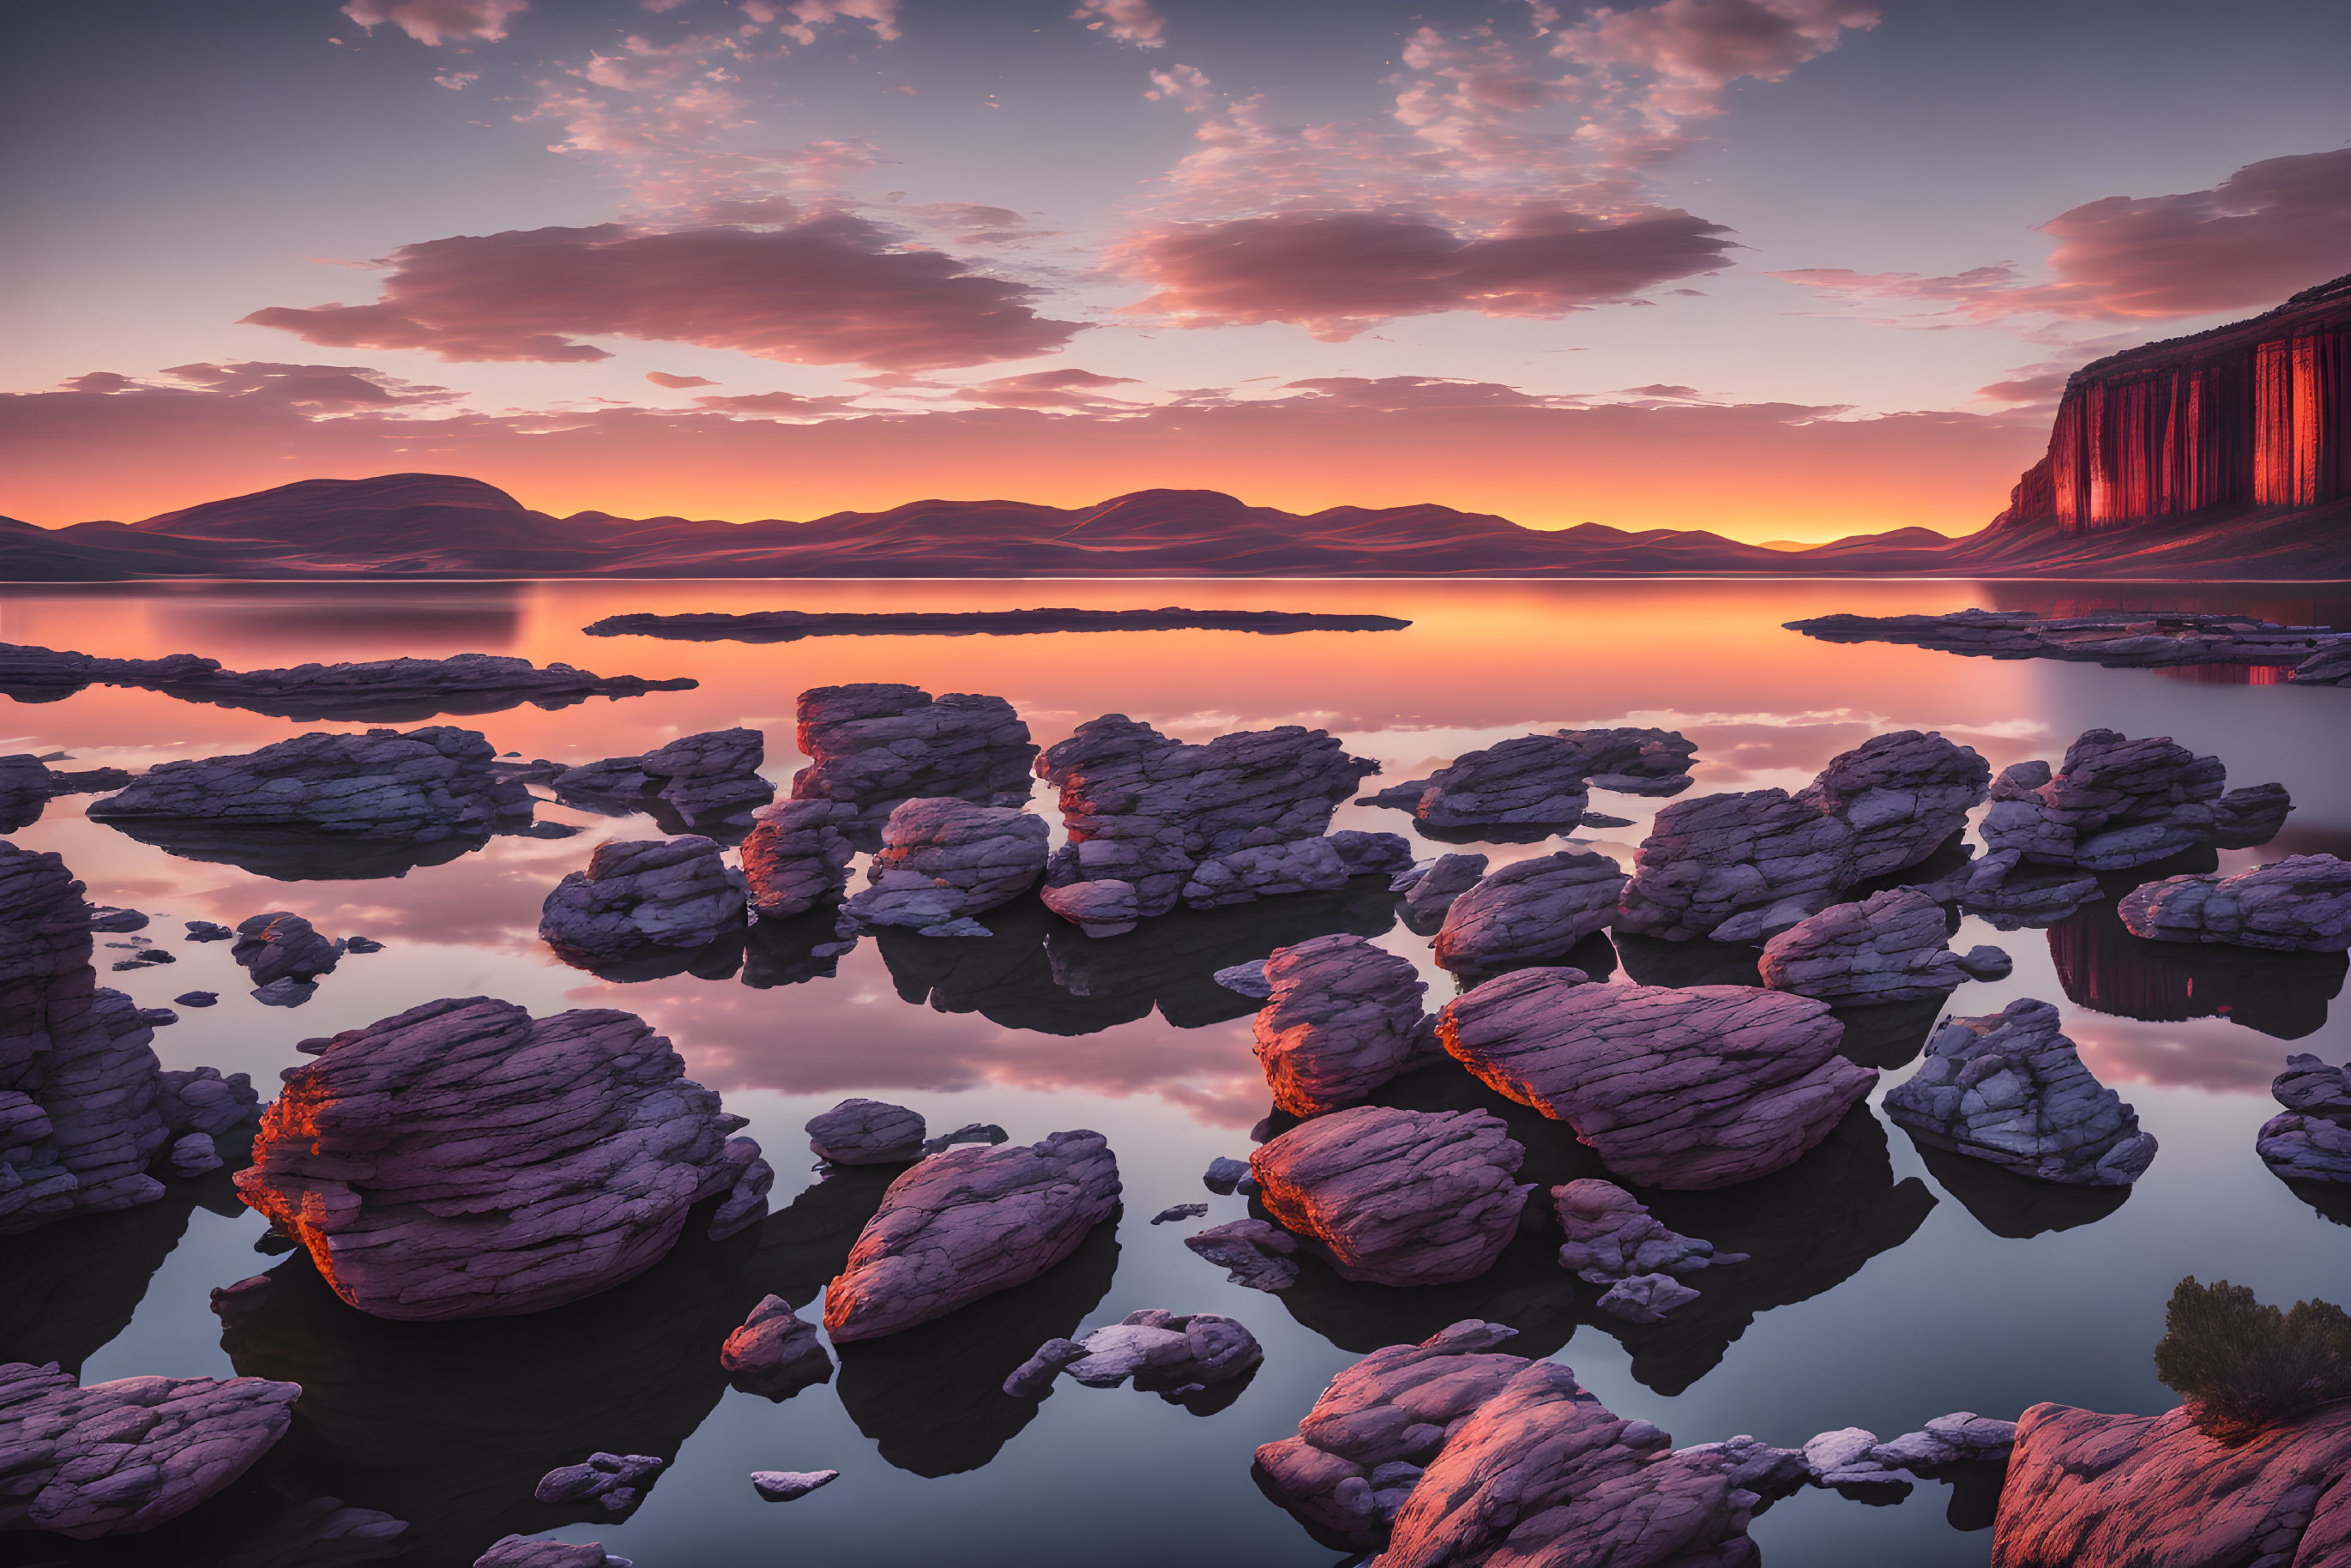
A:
3;576;2347;1568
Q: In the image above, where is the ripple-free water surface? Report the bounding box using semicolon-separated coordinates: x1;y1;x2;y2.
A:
2;578;2346;1568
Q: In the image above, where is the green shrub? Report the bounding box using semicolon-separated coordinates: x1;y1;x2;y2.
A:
2153;1276;2351;1442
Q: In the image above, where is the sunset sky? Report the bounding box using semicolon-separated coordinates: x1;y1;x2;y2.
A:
5;0;2348;539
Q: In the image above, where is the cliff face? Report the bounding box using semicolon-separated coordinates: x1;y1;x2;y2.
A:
2001;273;2351;534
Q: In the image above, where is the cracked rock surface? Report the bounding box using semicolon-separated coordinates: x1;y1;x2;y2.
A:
1432;851;1627;976
1439;967;1872;1190
1004;1309;1262;1398
539;836;746;965
1392;853;1488;932
1360;727;1698;829
1978;728;2285;874
823;1129;1120;1342
1759;887;2006;1004
842;798;1049;936
720;1295;835;1401
1251;1106;1531;1287
1252;934;1438;1117
2119;853;2351;953
1553;1179;1745;1282
236;996;768;1319
805;1098;926;1165
1883;998;2156;1185
2258;1053;2351;1183
739;798;857;920
232;911;345;988
1184;1218;1299;1291
792;684;1036;849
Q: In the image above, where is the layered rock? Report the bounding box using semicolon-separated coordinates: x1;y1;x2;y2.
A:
1251;1107;1531;1287
0;754;134;833
1361;727;1698;830
841;798;1049;937
1439;967;1872;1189
823;1130;1120;1342
552;727;772;837
2258;1053;2351;1183
1035;715;1380;924
475;1538;631;1567
533;1451;663;1512
1617;730;1988;942
1251;934;1437;1117
1882;998;2157;1185
1979;728;2287;873
1392;853;1487;932
1184;1217;1300;1291
1552;1179;1744;1283
738;798;856;919
0;1360;300;1538
1955;849;2103;930
720;1295;833;1400
1432;851;1627;976
805;1098;926;1165
792;684;1037;848
539;836;746;966
232;911;346;989
1759;887;2010;1004
2119;853;2351;952
234;997;768;1319
2294;642;2351;685
1004;1309;1262;1399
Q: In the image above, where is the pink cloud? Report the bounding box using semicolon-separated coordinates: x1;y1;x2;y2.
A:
240;216;1084;371
772;0;901;45
1143;63;1212;110
156;361;459;411
340;0;527;47
1072;0;1166;49
955;369;1142;410
895;202;1052;246
645;371;718;389
688;389;862;416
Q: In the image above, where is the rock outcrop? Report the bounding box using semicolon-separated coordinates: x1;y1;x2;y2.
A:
1979;728;2288;874
1251;934;1437;1117
720;1294;833;1400
1359;727;1697;830
823;1130;1120;1342
1883;998;2157;1185
2258;1053;2351;1183
750;1470;837;1501
1759;887;2010;1004
475;1537;631;1567
1251;1107;1531;1287
2119;853;2351;952
0;754;134;833
1439;967;1872;1189
552;728;773;837
1004;1309;1262;1399
1432;851;1627;976
841;798;1049;937
1552;1179;1745;1282
1617;730;1989;943
586;606;1413;640
1787;608;2351;672
235;996;768;1319
0;1360;300;1537
1185;1217;1300;1291
1391;853;1488;932
738;798;857;919
232;910;346;991
805;1098;927;1165
538;836;746;966
792;684;1037;849
533;1451;663;1512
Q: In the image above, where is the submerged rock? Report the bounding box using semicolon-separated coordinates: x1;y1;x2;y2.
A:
2118;853;2351;953
1439;967;1872;1189
1183;1218;1299;1291
806;1098;926;1166
235;996;767;1319
721;1294;834;1401
1552;1179;1745;1282
842;798;1049;936
739;798;858;920
2257;1053;2351;1184
1251;1106;1531;1287
539;836;747;965
823;1130;1121;1342
1251;933;1437;1117
1759;886;2007;1004
1978;728;2282;873
793;684;1037;848
1883;998;2156;1185
1432;851;1628;978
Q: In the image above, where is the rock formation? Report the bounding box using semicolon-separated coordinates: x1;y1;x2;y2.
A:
823;1130;1120;1341
1787;607;2351;672
2119;853;2351;951
720;1295;834;1400
841;797;1049;937
805;1098;927;1165
1552;1179;1745;1282
1759;887;2010;1003
0;1360;299;1537
235;996;768;1319
539;836;747;967
533;1451;663;1512
1185;1217;1300;1291
1359;727;1697;831
2294;641;2351;684
551;727;773;837
1882;998;2157;1185
1432;850;1628;975
475;1537;631;1567
0;753;133;832
232;910;346;992
751;1469;837;1501
1979;728;2288;874
792;684;1037;848
738;798;857;919
1004;1309;1262;1399
1617;729;1989;942
2048;892;2346;1042
585;606;1412;639
1251;934;1437;1117
1438;967;1872;1189
2258;1053;2351;1184
1954;850;2103;930
1392;852;1488;932
1251;1106;1531;1286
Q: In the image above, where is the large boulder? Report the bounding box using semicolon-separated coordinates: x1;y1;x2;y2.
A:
551;727;773;837
1252;934;1437;1117
1438;967;1872;1189
1989;1399;2351;1568
2118;853;2351;953
1392;853;1488;932
823;1130;1121;1342
1360;727;1698;829
792;684;1037;848
1617;729;1988;942
539;836;746;964
1978;728;2284;873
234;997;769;1320
2257;1053;2351;1184
805;1098;927;1165
1251;1106;1531;1287
842;798;1049;937
738;798;856;919
1759;887;2009;1004
1432;851;1626;976
0;1360;300;1538
1882;998;2156;1185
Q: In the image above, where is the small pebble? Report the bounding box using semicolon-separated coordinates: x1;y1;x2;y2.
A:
751;1469;838;1502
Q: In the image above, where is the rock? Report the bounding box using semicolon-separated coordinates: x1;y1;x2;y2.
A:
1040;877;1142;938
1432;851;1627;976
587;606;1413;640
1618;729;1988;942
539;835;747;964
235;996;765;1319
2119;853;2351;953
1439;967;1872;1189
739;798;857;919
2212;781;2294;848
2293;641;2351;684
157;1063;263;1141
1183;1217;1299;1291
1251;934;1437;1117
250;976;316;1007
1203;1155;1253;1193
921;1122;1010;1155
842;799;1049;935
1012;1310;1261;1398
823;1130;1121;1341
2257;1052;2351;1183
1979;728;2258;873
1789;607;2351;674
1799;1426;1915;1494
0;756;138;833
173;990;219;1007
1037;715;1379;921
474;1538;631;1568
750;1469;838;1501
1954;848;2103;930
1595;1272;1702;1323
343;935;385;954
232;911;345;987
1151;1203;1209;1224
1000;1336;1091;1397
806;1098;926;1165
1327;830;1414;879
0;1360;299;1537
87;907;148;932
1360;727;1699;829
1552;1179;1744;1282
1989;1399;2351;1567
184;920;235;942
720;1294;834;1400
1870;1412;2016;1469
792;683;1037;849
136;1008;178;1028
1758;887;1997;1004
533;1451;664;1511
1393;853;1488;932
1882;998;2157;1185
1212;960;1271;998
1251;1106;1531;1287
168;1131;224;1175
555;727;773;836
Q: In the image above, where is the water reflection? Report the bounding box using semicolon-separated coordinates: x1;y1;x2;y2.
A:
149;583;525;655
1910;1143;2131;1239
2048;896;2344;1041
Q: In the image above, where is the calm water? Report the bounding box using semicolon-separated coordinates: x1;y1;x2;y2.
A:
3;578;2347;1568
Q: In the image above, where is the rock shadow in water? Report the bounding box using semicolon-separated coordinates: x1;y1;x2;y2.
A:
2047;896;2344;1041
742;905;854;988
90;819;503;882
1439;929;1620;995
1831;995;1953;1070
1613;932;1763;988
1908;1141;2131;1239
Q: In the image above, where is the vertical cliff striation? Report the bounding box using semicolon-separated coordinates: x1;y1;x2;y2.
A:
1997;273;2351;534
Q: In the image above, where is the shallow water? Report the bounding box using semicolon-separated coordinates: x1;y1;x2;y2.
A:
2;576;2347;1568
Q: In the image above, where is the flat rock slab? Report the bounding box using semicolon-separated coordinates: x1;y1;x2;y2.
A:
1787;607;2351;671
584;607;1411;641
1251;1106;1531;1287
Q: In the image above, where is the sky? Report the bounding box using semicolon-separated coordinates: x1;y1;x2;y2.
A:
3;0;2348;540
